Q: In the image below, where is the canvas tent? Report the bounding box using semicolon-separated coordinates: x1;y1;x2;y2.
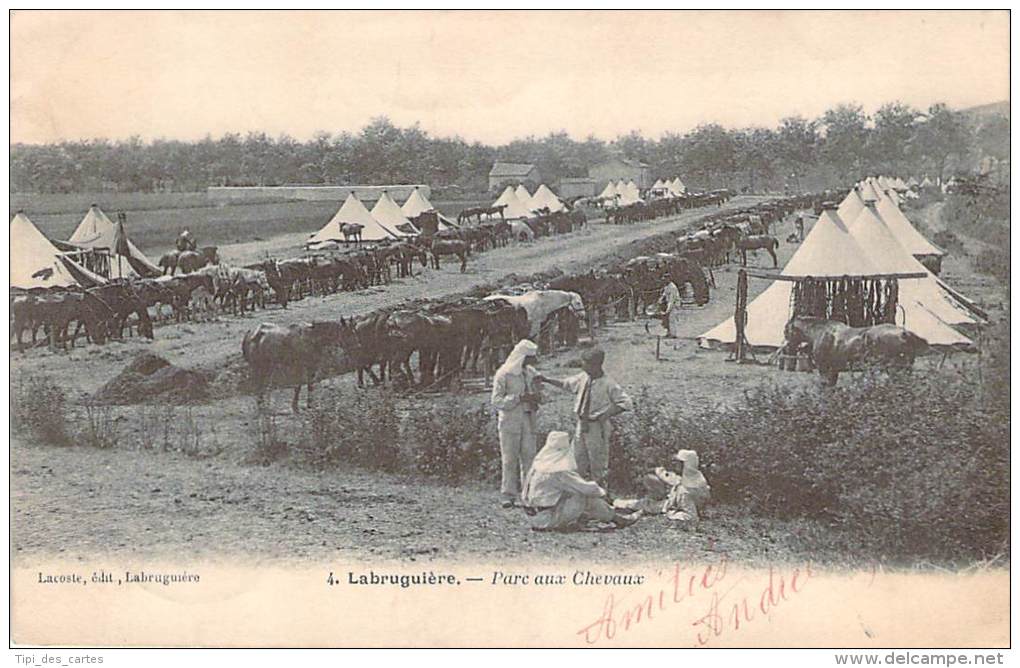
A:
401;188;457;230
871;182;944;260
309;193;399;245
698;206;973;349
598;181;619;201
618;181;642;205
515;184;534;211
847;202;978;328
492;186;534;220
669;178;687;195
68;204;161;278
11;212;107;290
529;184;566;213
371;192;420;237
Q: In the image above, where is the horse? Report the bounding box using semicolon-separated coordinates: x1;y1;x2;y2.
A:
736;235;779;268
483;290;585;349
510;220;534;242
177;246;220;274
242;321;344;413
158;251;179;276
783;316;929;386
340;223;363;244
427;239;470;272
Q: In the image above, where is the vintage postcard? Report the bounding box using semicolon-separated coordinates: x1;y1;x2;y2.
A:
8;9;1010;652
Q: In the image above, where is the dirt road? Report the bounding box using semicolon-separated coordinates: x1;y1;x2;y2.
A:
12;197;765;397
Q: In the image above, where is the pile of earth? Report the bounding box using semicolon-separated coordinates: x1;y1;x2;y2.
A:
92;354;211;405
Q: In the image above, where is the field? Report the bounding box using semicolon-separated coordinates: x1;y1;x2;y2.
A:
15;191;490;260
10;196;1009;567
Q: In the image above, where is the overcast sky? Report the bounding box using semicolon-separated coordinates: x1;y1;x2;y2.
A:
10;10;1010;146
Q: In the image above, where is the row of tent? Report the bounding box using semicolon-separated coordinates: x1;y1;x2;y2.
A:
490;183;568;220
309;188;458;246
598;177;687;206
698;176;983;349
11;205;164;290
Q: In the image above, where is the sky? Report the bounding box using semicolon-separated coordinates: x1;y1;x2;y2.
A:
10;10;1010;146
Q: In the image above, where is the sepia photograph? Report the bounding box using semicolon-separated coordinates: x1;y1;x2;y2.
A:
8;9;1011;652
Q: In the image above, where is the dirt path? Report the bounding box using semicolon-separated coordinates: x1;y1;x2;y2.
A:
12;197;766;397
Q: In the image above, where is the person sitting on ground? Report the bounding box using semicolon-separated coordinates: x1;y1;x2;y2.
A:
614;449;711;527
522;431;640;532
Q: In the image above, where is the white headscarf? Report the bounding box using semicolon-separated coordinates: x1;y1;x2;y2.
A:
494;339;538;379
522;431;575;506
674;449;709;492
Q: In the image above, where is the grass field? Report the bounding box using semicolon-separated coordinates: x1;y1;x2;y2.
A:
14;191;490;257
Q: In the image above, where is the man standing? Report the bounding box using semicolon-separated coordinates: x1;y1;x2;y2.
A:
795;215;805;242
658;279;682;338
538;348;633;490
491;339;542;508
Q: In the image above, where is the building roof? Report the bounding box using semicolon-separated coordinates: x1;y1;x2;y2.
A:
489;162;536;177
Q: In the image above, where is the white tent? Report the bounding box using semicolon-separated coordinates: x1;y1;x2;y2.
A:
68;204;161;278
870;183;944;259
11;212;106;289
309;193;399;244
371;192;420;237
515;184;533;211
492;186;534;220
891;177;908;191
598;181;618;200
618;181;642;205
651;179;666;191
920;176;935;188
847;202;977;328
529;184;566;213
401;187;457;230
669;178;687;195
857;179;881;203
699;206;973;349
836;188;866;224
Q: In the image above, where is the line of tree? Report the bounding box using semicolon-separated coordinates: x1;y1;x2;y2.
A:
10;101;1006;195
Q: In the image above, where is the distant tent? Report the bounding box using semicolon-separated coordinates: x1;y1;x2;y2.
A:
401;187;457;230
618;181;642;205
920;176;935;188
906;177;920;189
651;179;666;190
515;184;533;211
870;181;945;259
68;204;161;278
669;178;687;195
891;176;908;191
11;212;106;289
598;181;618;200
857;179;881;203
699;206;973;349
309;193;399;244
371;192;420;237
492;186;534;219
529;184;566;213
836;188;866;224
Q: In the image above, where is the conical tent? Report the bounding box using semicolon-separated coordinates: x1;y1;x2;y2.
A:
872;186;944;258
618;181;642;205
847;203;977;327
529;184;566;213
11;212;106;289
699;207;973;349
69;205;161;278
515;185;533;210
371;192;419;237
598;181;618;200
837;188;866;224
857;179;881;202
652;179;666;190
494;188;535;220
309;194;399;244
401;188;456;230
493;185;517;208
670;178;687;195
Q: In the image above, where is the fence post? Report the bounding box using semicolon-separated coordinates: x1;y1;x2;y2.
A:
734;269;748;362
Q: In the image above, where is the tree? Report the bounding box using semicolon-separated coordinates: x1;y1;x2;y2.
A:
820;103;870;182
773;116;817;190
912;103;972;183
869;102;920;175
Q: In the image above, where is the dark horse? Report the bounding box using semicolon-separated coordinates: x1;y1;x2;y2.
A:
736;235;779;268
427;239;470;273
784;316;929;386
242;321;344;413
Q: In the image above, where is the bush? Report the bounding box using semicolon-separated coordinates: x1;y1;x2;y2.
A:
301;388;401;472
81;402;118;449
973;248;1010;284
931;229;964;254
11;373;73;446
408;397;499;482
610;369;1009;562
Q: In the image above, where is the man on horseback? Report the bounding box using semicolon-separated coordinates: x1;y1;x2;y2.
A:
537;348;633;493
176;229;197;253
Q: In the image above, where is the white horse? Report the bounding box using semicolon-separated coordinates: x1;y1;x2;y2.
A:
484;290;585;339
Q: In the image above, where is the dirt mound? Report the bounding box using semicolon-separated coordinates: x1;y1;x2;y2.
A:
93;354;211;405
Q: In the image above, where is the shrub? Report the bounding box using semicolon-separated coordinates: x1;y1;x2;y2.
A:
301;388;401;472
931;229;964;254
973;248;1010;284
80;401;118;449
11;373;73;446
610;368;1009;562
408;397;498;482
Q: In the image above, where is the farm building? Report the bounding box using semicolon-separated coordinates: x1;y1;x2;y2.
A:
557;177;597;199
588;157;652;191
488;162;540;191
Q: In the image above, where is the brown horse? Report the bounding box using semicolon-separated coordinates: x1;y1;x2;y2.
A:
427;239;470;272
784;316;929;386
736;235;779;268
242;321;344;413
